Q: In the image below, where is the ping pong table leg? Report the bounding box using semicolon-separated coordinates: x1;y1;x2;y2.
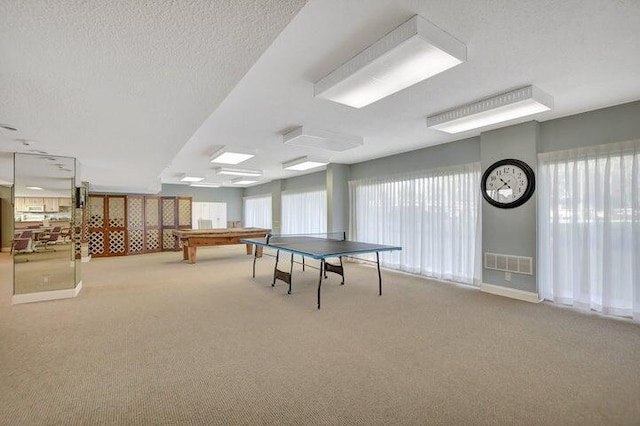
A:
317;259;324;310
272;250;280;287
340;256;344;285
252;244;259;278
288;253;294;294
376;252;382;296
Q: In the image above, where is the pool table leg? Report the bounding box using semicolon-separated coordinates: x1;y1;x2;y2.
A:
182;244;189;261
187;246;196;264
245;244;253;255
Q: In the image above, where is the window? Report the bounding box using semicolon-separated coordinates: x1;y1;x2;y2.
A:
281;189;327;234
349;163;481;285
538;139;640;321
244;195;272;229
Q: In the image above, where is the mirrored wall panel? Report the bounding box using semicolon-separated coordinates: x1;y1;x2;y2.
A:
13;153;78;295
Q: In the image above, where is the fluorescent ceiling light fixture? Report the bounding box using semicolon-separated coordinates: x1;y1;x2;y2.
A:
283;127;363;152
209;147;255;165
190;182;221;188
282;156;329;171
26;186;44;190
231;177;259;185
215;167;262;177
179;174;204;182
426;85;553;134
314;14;466;108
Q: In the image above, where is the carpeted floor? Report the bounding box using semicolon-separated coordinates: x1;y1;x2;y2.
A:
0;247;639;425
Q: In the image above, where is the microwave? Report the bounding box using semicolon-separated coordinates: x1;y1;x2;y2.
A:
26;205;44;212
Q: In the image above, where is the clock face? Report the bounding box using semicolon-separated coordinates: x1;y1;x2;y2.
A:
481;159;535;208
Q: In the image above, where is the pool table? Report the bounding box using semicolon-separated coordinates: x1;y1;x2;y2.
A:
172;227;271;264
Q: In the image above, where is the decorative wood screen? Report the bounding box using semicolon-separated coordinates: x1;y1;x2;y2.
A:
161;197;178;251
88;194;190;257
178;197;192;229
144;196;161;253
88;194;106;257
73;205;84;260
127;196;145;255
107;195;127;257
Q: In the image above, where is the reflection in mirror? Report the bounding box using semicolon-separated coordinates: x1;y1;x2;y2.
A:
13;153;77;297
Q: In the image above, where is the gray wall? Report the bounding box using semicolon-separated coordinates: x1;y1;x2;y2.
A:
481;122;539;293
158;184;244;223
282;171;326;192
540;100;640;152
345;100;640;295
0;186;13;250
326;164;350;234
244;182;272;198
350;137;480;180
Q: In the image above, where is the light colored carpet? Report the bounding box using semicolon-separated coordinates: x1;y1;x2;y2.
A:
0;246;639;425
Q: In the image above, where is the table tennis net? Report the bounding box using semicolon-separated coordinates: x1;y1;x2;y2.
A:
265;231;347;245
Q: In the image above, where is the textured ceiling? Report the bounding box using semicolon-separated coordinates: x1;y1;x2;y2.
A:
0;0;308;191
1;0;639;192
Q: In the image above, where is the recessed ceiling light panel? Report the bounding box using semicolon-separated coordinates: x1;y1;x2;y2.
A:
179;173;204;182
282;156;329;171
231;177;259;185
215;167;262;177
190;182;221;188
210;147;255;164
426;86;553;134
283;127;363;152
314;15;466;108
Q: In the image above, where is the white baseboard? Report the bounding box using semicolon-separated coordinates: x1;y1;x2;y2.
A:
12;281;83;304
82;255;91;263
481;282;542;303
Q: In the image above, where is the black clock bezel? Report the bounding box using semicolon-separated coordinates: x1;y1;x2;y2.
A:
481;158;535;209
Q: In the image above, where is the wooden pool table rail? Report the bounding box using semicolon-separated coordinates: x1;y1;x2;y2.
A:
172;228;271;264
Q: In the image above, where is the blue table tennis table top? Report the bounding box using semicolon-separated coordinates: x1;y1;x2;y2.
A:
240;235;402;260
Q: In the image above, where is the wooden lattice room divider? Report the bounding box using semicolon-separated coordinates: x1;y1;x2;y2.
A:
88;194;191;257
161;197;178;251
144;196;161;253
127;195;145;255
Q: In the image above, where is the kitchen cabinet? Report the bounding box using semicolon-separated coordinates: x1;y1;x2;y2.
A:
24;197;43;206
58;198;72;207
14;197;25;212
44;198;60;212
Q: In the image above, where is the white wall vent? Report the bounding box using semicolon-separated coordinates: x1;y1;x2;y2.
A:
484;252;533;275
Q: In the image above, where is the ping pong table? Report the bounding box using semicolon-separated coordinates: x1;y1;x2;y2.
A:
240;233;402;309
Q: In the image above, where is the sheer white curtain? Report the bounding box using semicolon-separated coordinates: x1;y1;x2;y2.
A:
281;189;327;235
538;140;640;321
244;195;272;229
349;163;482;285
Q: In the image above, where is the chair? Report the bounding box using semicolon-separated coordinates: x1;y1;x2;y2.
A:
198;219;213;229
40;232;61;250
32;231;46;250
12;238;31;261
19;230;33;239
51;226;62;233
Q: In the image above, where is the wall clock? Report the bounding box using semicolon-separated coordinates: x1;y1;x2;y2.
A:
481;159;535;208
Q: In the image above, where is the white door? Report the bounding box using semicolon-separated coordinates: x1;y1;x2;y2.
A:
192;202;227;229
